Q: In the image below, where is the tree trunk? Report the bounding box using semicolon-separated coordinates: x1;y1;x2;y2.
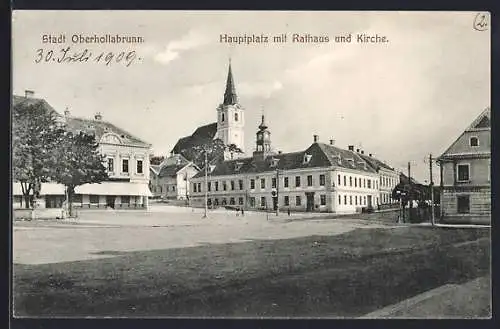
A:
21;182;33;209
67;186;75;217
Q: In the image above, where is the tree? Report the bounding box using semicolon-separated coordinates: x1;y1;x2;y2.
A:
150;155;165;166
12;101;62;208
51;131;108;217
182;139;244;169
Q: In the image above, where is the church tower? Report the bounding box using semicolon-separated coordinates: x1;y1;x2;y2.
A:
216;60;245;160
253;114;273;160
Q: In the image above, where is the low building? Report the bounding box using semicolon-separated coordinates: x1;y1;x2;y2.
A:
437;107;491;224
189;116;382;214
149;164;162;198
153;154;199;200
12;92;153;209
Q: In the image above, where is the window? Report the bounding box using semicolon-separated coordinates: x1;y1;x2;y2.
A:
320;195;326;206
214;199;219;206
215;181;219;191
272;177;277;188
295;176;301;187
222;113;225;122
457;164;470;182
457;195;470;214
307;175;313;186
354;177;357;188
338;195;341;204
363;179;366;188
207;199;212;206
284;177;289;187
344;176;346;185
296;196;302;206
320;174;326;186
470;137;479;147
250;197;255;207
173;186;176;191
261;197;266;207
344;195;347;204
261;178;266;189
222;199;227;206
230;197;235;205
355;196;358;205
121;196;130;204
108;158;114;172
250;179;255;189
208;182;211;192
193;183;197;193
349;176;352;187
137;160;143;174
364;196;367;205
122;159;129;173
238;197;244;205
337;175;341;186
90;195;99;204
223;181;227;191
235;112;238;121
367;180;371;189
71;194;83;203
239;180;244;190
231;181;235;190
284;196;290;206
350;195;353;205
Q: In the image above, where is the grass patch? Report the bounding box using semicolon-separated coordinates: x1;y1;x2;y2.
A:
13;226;490;317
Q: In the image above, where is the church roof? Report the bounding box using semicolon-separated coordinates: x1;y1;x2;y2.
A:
171;122;218;154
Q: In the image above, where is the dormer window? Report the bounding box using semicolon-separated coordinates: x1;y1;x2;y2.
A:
303;153;312;164
208;165;216;173
234;162;243;172
347;158;355;167
470;137;479;147
270;158;280;168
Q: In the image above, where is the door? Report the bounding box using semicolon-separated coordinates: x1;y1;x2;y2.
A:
106;196;116;208
367;195;372;208
306;192;315;212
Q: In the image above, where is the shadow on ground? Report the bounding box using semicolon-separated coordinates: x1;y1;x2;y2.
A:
13;226;490;318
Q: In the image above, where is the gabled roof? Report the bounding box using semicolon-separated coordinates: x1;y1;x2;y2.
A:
438;107;491;160
160;154;189;167
192;142;377;179
13;95;59;117
150;165;161;175
171;122;218;154
157;154;199;178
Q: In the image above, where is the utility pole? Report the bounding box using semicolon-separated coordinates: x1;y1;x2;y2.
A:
429;154;435;226
202;151;208;219
408;161;411;222
276;168;280;216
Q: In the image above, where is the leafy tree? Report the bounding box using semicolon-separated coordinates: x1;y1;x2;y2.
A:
12;101;62;208
51;131;108;216
150;155;165;166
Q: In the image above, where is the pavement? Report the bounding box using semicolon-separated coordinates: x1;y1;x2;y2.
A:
360;275;491;318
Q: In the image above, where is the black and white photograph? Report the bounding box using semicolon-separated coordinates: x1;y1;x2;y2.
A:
11;10;491;318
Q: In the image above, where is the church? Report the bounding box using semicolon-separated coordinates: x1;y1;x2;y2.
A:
171;60;246;164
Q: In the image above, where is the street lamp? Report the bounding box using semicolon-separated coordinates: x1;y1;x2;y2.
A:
202;151;208;219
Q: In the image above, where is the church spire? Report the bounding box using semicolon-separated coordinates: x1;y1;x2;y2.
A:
223;59;238;106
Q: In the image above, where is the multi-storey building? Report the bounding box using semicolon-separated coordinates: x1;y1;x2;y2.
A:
437;107;491;224
12;92;153;209
171;60;246;162
189;116;382;214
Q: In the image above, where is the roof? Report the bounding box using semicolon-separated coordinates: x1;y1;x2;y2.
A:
223;61;238;106
399;173;419;185
171;122;218;154
13;95;151;147
438;107;491;161
359;153;394;171
192;142;378;179
150;165;161;175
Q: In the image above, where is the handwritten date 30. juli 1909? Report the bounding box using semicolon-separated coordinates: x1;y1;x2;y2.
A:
34;46;140;67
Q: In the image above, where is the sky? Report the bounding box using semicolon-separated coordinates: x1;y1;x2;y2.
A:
12;11;490;183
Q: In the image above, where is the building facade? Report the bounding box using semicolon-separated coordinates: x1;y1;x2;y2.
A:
12;92;153;209
149;154;199;200
437;107;491;224
189;118;383;214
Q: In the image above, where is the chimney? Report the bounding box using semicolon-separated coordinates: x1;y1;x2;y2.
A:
278;151;282;154
24;90;34;98
313;134;319;143
348;145;354;151
361;150;364;155
64;107;70;117
329;139;335;145
369;153;373;157
94;112;102;120
356;148;360;153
